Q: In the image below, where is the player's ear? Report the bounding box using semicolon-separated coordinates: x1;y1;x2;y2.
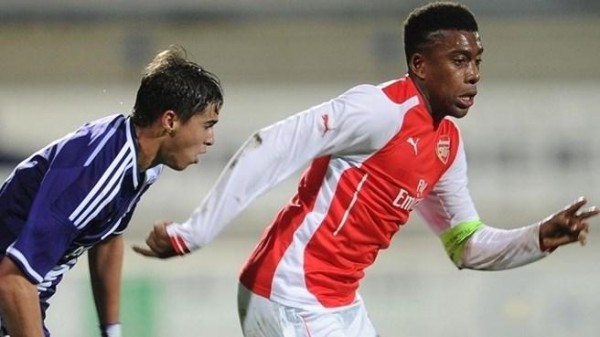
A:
409;53;426;80
161;110;178;136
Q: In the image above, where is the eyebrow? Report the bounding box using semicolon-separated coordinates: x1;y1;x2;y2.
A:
452;46;484;57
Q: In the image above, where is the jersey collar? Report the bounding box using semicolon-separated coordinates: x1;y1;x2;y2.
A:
124;116;141;189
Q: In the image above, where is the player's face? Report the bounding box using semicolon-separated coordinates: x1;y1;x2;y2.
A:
418;30;483;119
161;105;219;171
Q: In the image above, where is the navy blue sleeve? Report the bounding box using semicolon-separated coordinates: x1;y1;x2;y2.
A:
6;166;87;283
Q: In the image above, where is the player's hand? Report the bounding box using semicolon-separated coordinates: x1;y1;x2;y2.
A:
132;221;179;259
538;197;599;251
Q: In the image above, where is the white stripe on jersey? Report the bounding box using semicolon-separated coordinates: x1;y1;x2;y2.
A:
125;118;140;188
270;156;370;308
85;119;123;167
6;245;43;283
76;165;130;228
69;144;131;227
99;179;147;240
333;173;369;236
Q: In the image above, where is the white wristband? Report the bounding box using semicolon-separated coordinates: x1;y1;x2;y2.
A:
100;323;122;337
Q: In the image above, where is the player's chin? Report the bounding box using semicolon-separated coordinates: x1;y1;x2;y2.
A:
170;159;198;171
450;105;470;119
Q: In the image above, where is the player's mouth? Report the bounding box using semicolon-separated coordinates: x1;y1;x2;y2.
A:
456;91;477;109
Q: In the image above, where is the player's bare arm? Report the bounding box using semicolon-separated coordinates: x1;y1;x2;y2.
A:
0;257;44;337
89;235;125;336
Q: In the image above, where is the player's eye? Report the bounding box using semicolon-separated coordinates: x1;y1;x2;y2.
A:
453;56;467;66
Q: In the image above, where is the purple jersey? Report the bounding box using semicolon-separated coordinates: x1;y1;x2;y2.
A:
0;114;162;317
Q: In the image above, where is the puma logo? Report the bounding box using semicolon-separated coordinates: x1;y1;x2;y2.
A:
321;114;331;136
407;137;419;155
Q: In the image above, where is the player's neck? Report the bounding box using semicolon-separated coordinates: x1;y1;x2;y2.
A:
410;75;445;127
134;125;163;171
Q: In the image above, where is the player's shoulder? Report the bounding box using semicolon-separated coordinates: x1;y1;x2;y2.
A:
337;78;415;109
77;114;128;140
340;81;397;99
377;76;421;106
50;114;130;169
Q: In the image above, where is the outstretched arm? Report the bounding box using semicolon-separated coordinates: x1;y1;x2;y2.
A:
416;133;599;270
0;256;44;337
133;117;324;259
89;235;123;337
457;197;597;270
133;84;405;258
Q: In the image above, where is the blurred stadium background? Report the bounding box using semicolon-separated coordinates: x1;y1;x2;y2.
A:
1;0;599;336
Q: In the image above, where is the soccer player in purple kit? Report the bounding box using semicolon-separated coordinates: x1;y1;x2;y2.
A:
0;46;223;337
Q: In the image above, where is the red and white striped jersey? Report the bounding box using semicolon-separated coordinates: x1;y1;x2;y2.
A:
167;75;480;310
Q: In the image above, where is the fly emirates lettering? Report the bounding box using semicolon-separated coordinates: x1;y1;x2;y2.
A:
392;188;422;211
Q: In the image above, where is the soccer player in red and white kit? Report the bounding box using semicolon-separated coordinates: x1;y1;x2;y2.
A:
134;2;599;336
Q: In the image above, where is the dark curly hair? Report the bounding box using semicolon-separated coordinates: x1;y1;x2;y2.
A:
403;2;478;64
